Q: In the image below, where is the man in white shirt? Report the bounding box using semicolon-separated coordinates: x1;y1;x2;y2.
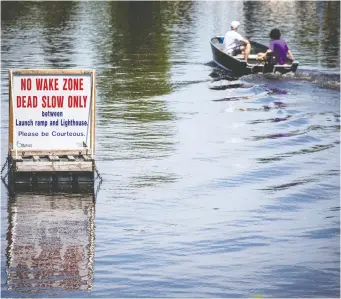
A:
223;21;250;63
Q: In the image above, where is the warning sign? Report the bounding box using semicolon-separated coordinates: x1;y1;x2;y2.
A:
9;69;96;155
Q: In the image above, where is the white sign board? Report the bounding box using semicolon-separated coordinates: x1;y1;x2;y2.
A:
9;70;96;155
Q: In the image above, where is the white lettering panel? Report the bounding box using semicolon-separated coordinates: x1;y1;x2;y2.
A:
10;70;95;152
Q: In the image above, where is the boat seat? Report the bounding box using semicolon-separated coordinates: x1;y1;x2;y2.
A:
234;54;259;60
234;54;293;67
275;64;292;67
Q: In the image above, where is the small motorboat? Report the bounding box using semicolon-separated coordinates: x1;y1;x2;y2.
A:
210;36;299;77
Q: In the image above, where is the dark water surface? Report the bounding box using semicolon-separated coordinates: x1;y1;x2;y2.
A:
1;1;340;298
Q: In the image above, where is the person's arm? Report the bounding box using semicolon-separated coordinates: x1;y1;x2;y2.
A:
287;49;294;60
242;38;250;45
260;49;272;56
235;32;249;46
257;49;272;60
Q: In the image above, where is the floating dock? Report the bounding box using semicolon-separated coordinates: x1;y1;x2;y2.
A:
7;151;95;192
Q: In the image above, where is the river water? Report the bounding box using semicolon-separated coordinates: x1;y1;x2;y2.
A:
1;1;340;298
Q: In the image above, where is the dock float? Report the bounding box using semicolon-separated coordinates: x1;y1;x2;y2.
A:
9;153;94;187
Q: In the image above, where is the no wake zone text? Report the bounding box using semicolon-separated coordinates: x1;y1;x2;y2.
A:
16;119;88;127
21;77;85;91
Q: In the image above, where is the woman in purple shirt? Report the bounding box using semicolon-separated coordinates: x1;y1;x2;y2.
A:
257;29;294;65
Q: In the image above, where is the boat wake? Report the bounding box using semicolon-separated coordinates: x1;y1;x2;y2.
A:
207;60;340;91
242;69;340;91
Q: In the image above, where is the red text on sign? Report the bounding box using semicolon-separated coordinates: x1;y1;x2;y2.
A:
63;78;84;91
17;96;38;108
41;95;64;108
68;95;87;108
21;78;32;91
36;78;59;90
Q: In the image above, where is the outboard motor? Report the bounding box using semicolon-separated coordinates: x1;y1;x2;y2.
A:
263;53;277;73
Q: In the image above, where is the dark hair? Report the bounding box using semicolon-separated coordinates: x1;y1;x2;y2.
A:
269;28;281;40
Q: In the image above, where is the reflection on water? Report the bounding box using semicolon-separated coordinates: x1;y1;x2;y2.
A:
40;1;78;68
100;2;173;101
95;2;188;157
5;193;95;296
91;2;189;180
